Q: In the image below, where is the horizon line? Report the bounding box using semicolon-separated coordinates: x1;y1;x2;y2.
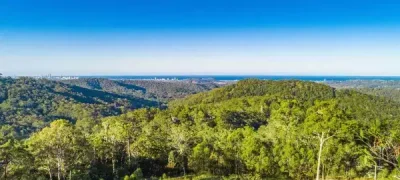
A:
8;74;400;77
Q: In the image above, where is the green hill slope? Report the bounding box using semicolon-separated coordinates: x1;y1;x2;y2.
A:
62;78;222;101
169;79;400;128
125;79;400;179
170;79;336;106
3;79;400;179
0;77;157;136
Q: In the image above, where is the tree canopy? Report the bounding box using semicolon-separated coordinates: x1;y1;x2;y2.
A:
1;78;400;179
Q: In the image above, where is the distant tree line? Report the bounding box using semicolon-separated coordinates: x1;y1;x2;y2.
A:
62;78;221;102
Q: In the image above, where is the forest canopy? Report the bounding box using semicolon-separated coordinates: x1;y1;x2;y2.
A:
1;78;400;179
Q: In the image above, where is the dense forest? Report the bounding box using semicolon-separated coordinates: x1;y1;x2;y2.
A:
327;80;400;103
0;77;158;137
0;77;219;137
2;78;400;179
326;80;400;89
62;78;221;102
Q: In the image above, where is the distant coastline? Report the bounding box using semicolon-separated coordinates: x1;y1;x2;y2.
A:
8;75;400;82
77;75;400;81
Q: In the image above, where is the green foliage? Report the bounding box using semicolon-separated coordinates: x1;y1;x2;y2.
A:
3;79;400;179
26;120;90;179
123;168;144;180
63;78;221;102
326;79;400;103
0;125;33;179
0;77;157;137
133;168;144;179
170;79;336;107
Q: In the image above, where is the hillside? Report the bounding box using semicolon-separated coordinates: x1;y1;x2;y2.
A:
354;87;400;102
0;77;157;136
161;80;400;179
325;80;400;103
2;79;400;179
326;79;400;89
62;78;222;101
170;79;337;106
171;79;400;125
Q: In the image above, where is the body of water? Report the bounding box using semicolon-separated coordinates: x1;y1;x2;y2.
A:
78;75;400;81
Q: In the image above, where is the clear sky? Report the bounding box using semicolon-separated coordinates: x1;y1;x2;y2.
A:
2;0;400;76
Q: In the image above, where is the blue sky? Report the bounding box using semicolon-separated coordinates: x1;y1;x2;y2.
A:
1;0;400;76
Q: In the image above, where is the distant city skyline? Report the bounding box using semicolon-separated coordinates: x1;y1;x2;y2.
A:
2;0;400;76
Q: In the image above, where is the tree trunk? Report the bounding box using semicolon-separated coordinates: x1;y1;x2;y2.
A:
236;151;239;175
374;164;377;180
127;140;131;165
112;141;117;179
182;163;186;177
49;167;53;180
57;157;61;180
181;155;186;177
4;161;8;180
93;147;97;164
112;158;116;177
316;135;324;180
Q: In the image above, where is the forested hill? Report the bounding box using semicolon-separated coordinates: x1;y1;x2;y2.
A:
171;79;400;124
3;79;400;179
158;80;400;179
325;80;400;103
0;77;157;136
171;79;400;118
170;79;337;106
62;78;221;101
